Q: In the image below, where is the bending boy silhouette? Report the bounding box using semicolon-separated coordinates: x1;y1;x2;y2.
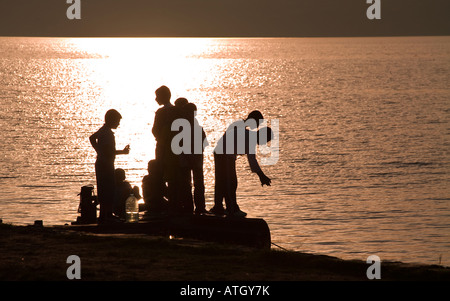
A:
211;111;272;217
90;109;130;223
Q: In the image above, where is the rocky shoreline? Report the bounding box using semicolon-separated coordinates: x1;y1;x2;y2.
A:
1;223;449;281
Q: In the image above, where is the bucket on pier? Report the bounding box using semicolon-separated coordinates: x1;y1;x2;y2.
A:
75;185;98;224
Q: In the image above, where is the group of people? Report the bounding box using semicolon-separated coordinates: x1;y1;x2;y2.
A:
89;85;273;223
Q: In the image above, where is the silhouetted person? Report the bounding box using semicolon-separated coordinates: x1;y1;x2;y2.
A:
210;111;272;217
174;97;189;107
173;98;194;213
142;160;169;214
90;109;130;223
113;168;141;219
152;85;175;161
151;86;182;213
175;100;208;214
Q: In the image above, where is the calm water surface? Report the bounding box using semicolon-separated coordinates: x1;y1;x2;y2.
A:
1;37;449;266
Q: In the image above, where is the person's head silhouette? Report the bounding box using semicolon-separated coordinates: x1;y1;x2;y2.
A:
105;109;122;129
114;168;126;183
155;85;171;106
245;110;264;129
174;97;189;107
147;159;161;173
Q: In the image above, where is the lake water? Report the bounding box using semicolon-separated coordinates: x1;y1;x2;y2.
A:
1;36;449;267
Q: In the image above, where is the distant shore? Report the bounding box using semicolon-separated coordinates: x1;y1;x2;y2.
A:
0;223;449;282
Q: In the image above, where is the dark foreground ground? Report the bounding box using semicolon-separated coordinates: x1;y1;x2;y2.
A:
1;223;449;282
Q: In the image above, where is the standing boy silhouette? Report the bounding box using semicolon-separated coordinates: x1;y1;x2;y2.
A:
152;86;183;212
90;109;130;223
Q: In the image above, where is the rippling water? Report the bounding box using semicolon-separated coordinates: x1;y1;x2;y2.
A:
1;36;449;266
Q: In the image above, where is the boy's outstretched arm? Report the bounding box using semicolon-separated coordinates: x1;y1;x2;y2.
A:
258;172;272;187
247;154;272;187
116;144;130;155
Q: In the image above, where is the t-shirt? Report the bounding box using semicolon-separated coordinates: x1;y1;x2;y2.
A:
214;119;262;174
92;125;116;163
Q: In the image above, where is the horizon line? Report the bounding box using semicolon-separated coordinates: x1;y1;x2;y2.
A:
1;34;450;39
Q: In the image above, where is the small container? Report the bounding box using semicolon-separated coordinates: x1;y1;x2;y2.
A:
125;194;139;223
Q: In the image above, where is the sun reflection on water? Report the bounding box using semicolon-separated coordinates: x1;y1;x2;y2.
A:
68;38;227;197
4;37;449;266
